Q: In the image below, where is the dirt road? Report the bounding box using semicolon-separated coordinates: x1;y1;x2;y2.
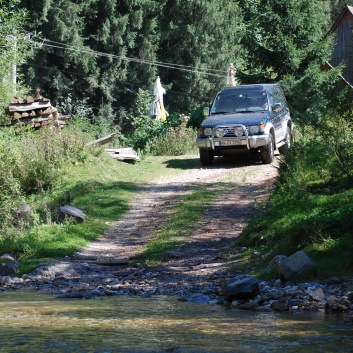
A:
64;153;279;298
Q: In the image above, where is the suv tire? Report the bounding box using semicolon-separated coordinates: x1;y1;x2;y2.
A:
260;133;274;164
200;148;214;166
278;126;292;154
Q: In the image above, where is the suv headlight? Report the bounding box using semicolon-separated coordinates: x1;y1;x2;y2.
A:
249;125;260;134
215;127;226;138
203;128;212;136
234;126;245;137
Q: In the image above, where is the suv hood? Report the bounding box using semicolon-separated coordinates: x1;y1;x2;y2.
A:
201;111;269;127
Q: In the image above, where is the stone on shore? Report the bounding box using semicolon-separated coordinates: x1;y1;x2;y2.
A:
223;275;259;301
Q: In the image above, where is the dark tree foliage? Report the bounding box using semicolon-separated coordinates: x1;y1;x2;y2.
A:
330;0;349;22
237;0;343;124
18;0;348;130
19;0;245;120
238;0;332;81
156;0;245;112
20;0;159;123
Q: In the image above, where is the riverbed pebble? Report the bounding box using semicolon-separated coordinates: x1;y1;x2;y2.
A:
0;259;351;316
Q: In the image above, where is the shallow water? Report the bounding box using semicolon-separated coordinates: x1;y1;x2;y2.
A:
0;291;352;353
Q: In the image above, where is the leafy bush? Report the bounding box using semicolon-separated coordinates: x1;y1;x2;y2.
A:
11;125;93;194
149;118;197;156
0;120;95;231
187;104;209;130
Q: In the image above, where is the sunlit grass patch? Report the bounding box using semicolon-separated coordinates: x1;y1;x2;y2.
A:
4;154;201;273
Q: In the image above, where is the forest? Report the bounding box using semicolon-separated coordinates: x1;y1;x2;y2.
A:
1;0;353;274
0;0;349;131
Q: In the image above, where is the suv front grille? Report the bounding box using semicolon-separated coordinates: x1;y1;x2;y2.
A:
215;126;248;138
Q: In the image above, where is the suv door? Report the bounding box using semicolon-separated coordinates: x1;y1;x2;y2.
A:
269;87;287;144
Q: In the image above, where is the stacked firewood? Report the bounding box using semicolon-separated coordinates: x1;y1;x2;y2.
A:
6;88;71;131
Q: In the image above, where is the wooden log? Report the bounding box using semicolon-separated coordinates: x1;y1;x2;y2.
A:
31;116;53;123
13;112;22;120
21;112;29;117
41;120;50;126
86;133;117;147
57;114;71;121
26;96;34;104
18;97;25;104
105;147;136;154
104;148;140;162
33;88;42;101
41;107;53;115
10;97;18;104
110;155;140;162
8;101;51;112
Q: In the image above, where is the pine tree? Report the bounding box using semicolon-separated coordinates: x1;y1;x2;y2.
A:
157;0;245;112
238;0;332;81
19;0;160;122
237;0;342;125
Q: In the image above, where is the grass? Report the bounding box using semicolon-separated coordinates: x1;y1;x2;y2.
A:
229;141;353;280
9;153;201;273
6;130;353;283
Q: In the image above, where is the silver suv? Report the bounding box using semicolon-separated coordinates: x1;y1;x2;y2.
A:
196;84;294;165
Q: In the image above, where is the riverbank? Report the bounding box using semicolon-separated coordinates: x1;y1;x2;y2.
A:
1;154;353;317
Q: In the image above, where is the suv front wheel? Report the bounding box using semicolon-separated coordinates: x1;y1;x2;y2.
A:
199;148;214;166
260;133;274;164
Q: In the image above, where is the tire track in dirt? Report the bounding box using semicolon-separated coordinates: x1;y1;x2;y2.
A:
74;155;278;278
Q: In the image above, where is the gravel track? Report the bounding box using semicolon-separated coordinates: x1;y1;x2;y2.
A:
23;153;279;298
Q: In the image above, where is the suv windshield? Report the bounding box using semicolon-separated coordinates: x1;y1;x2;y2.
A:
211;91;269;114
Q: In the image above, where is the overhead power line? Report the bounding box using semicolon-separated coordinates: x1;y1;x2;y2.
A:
27;63;214;99
37;38;226;78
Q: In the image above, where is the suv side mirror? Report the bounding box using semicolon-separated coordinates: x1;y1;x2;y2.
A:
272;102;282;112
203;107;210;117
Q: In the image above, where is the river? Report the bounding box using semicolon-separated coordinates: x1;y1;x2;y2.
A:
1;291;352;353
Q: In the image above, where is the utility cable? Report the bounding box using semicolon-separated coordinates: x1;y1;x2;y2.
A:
27;63;213;99
35;37;226;78
40;38;226;74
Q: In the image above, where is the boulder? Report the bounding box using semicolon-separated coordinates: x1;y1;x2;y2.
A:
0;262;19;276
308;287;326;302
0;254;15;264
271;298;289;312
277;250;317;282
224;275;259;301
57;205;86;222
12;204;32;226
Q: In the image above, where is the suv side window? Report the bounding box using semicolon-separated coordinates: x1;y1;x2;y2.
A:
271;87;286;112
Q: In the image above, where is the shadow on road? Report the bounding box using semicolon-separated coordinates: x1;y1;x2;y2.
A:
164;151;280;170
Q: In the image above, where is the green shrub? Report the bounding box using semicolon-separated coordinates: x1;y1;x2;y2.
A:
0;131;23;223
150;118;197;156
0;120;96;231
187;104;209;130
11;125;93;194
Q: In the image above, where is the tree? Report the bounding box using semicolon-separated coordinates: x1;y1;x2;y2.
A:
237;0;343;128
157;0;245;112
0;0;33;124
238;0;332;81
19;0;160;122
330;0;349;22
